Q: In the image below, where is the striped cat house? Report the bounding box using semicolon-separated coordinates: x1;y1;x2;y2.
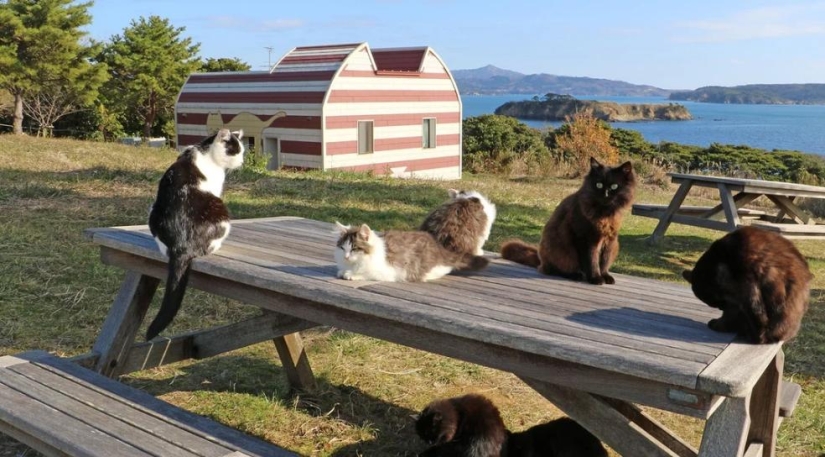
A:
174;42;462;180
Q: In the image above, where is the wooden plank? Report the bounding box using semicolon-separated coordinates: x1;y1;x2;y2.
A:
697;395;750;457
718;183;741;230
744;443;765;457
632;204;766;217
700;192;762;219
10;363;232;457
747;351;783;457
93;272;160;377
271;332;316;391
765;195;812;224
668;173;825;196
600;397;698;457
779;381;802;418
669;214;734;232
0;350;52;368
0;420;73;457
649;180;693;244
30;355;297;457
749;220;825;234
522;377;680;457
698;341;782;397
97;248;718;416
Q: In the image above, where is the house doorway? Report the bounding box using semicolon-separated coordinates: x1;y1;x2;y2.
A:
263;137;280;170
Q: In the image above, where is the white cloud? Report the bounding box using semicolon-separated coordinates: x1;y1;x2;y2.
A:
673;3;825;43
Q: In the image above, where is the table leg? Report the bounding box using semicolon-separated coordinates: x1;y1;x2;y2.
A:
272;332;316;391
747;351;783;457
649;180;693;245
92;271;159;377
717;183;741;231
766;195;812;225
698;395;750;457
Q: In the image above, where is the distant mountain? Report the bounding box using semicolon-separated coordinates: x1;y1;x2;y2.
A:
669;84;825;105
452;65;672;97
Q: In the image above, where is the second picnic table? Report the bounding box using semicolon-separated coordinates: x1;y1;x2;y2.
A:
634;172;825;243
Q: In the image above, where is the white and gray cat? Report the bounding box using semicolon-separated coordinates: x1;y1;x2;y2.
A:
146;128;245;340
420;189;497;255
334;223;489;282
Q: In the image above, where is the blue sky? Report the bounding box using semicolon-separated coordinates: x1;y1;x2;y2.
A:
87;0;825;90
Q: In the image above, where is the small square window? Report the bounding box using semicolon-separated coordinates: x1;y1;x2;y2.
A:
358;121;374;154
423;118;436;149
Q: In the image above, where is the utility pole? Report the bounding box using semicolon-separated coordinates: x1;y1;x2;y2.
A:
264;46;274;70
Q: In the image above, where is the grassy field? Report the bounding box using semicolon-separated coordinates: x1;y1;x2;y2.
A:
1;135;823;456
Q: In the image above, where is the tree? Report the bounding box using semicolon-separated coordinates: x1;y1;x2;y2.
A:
0;0;102;135
553;110;619;175
200;57;250;72
98;16;200;138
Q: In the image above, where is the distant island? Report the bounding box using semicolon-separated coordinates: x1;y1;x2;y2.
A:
452;65;672;97
494;94;692;122
669;84;825;105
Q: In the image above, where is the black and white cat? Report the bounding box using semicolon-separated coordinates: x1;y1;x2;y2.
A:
334;223;489;282
146;128;245;340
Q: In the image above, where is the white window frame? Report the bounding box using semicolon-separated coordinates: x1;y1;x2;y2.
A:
357;120;374;154
422;118;437;149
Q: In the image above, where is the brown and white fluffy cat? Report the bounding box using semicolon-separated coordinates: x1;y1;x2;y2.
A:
334;223;489;282
682;226;813;344
420;189;497;255
147;129;245;341
415;394;507;457
504;417;607;457
501;158;635;285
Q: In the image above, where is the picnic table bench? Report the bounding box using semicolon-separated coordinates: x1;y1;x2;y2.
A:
633;173;825;243
64;216;803;457
0;351;295;457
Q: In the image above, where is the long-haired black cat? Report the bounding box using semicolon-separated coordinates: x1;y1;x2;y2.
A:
146;129;244;340
415;394;507;457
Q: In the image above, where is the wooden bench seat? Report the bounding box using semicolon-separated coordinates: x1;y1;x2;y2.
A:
748;220;825;238
632;204;768;218
0;351;295;457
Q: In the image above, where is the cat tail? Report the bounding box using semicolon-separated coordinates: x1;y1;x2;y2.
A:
500;239;540;268
146;251;194;341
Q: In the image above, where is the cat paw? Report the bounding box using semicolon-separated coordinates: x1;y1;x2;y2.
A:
339;271;353;280
588;275;606;285
602;273;616;284
708;318;733;332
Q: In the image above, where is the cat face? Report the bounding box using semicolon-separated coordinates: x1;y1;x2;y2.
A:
200;128;245;170
415;402;458;445
585;158;635;202
335;222;373;263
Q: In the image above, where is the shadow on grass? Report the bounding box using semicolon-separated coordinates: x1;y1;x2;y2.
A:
123;354;422;456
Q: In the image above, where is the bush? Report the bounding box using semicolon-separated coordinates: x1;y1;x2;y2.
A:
551;110;619;175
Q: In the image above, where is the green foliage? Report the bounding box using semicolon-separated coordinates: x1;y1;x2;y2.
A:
0;0;107;134
97;16;201;138
462;114;549;173
200;57;251;72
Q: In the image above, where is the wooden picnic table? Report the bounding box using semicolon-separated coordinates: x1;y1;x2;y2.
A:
82;216;799;457
633;172;825;243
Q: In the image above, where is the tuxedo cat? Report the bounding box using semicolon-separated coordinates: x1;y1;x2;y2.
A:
501;158;635;285
420;189;497;255
683;226;813;344
415;394;507;457
146;129;245;340
335;223;489;282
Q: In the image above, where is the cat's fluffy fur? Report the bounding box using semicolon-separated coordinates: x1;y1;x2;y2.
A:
682;226;813;344
501;158;635;285
334;223;489;282
420;189;497;255
415;394;607;457
415;394;507;457
147;129;245;340
504;417;607;457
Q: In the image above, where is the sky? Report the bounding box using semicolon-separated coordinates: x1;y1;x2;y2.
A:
86;0;825;90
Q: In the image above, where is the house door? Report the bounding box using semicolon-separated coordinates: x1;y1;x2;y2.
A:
263;137;279;170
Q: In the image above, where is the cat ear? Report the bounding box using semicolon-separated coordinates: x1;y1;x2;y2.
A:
334;221;350;234
358;224;371;240
217;128;231;141
590;157;603;170
232;129;244;140
682;269;693;283
447;188;459;199
619;161;633;174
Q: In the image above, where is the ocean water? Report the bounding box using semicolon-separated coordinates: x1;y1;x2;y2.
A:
461;94;825;155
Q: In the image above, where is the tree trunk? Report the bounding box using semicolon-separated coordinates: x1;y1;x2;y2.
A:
143;91;156;139
13;93;24;135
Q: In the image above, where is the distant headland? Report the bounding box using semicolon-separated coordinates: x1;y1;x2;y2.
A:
494;94;692;122
668;84;825;105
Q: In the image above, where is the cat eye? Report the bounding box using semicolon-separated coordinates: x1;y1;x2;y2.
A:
610;184;618;190
596;182;604;189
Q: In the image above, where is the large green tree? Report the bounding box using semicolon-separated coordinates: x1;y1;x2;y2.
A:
0;0;104;135
200;57;250;72
98;16;200;138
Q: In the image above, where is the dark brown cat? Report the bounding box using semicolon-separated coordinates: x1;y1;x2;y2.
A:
420;189;497;255
334;223;489;282
682;226;813;344
415;394;507;457
501;157;636;284
503;417;607;457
